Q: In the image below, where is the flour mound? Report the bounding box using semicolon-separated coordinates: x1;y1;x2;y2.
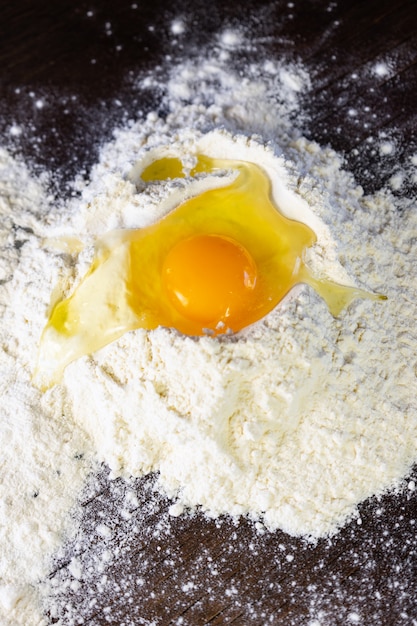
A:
44;127;417;539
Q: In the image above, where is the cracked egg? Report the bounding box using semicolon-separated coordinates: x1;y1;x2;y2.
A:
34;150;385;389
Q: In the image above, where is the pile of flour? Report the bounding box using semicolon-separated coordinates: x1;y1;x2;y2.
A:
53;121;416;540
1;45;417;626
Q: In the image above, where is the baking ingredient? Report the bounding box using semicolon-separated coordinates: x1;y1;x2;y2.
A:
34;147;384;388
0;149;93;626
29;115;415;542
1;36;416;626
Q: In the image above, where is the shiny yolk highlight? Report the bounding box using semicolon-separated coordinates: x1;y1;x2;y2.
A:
34;153;386;389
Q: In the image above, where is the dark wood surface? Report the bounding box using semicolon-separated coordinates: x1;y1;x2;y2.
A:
1;1;417;624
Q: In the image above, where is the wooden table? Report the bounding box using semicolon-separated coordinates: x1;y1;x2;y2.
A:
1;1;416;624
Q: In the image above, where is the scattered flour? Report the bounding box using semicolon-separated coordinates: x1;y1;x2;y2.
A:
170;18;186;36
0;150;93;625
1;37;416;626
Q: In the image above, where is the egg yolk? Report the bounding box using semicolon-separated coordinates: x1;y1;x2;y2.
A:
34;152;386;389
162;234;257;329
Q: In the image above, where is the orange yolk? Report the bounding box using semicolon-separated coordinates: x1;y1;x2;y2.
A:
162;234;257;329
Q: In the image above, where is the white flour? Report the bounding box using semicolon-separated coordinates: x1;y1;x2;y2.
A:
55;124;416;541
1;48;416;626
0;150;93;625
